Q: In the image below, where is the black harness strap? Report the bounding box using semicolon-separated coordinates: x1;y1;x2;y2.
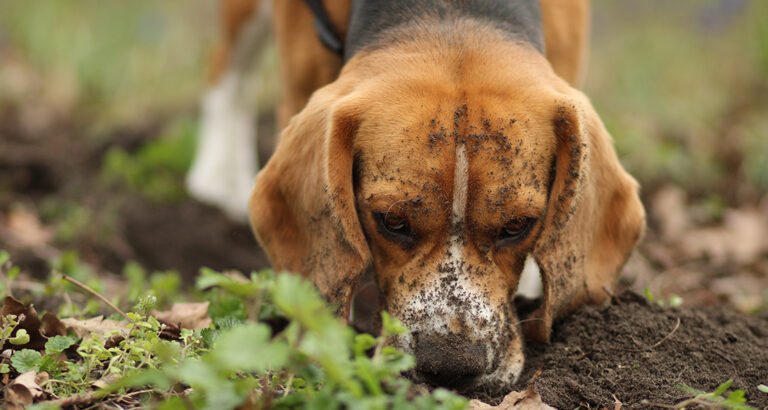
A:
304;0;344;55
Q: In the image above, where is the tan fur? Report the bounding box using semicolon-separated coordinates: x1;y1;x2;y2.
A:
210;0;589;123
250;14;645;388
540;0;590;87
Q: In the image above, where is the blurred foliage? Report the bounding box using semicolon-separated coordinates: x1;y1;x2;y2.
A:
1;0;765;204
587;0;768;201
100;117;196;202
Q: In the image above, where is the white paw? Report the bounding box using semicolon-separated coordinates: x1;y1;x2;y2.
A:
187;71;256;221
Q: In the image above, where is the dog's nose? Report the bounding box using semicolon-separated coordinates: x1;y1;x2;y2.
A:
414;335;487;389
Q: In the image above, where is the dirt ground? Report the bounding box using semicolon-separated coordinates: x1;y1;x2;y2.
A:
513;291;768;408
0;108;271;280
1;108;768;407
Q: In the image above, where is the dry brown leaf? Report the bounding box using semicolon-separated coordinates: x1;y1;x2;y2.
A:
60;316;128;340
40;312;66;338
6;208;53;248
153;302;212;330
5;383;33;410
12;371;47;398
468;386;555;410
680;208;766;265
5;371;48;409
1;296;46;350
652;186;690;241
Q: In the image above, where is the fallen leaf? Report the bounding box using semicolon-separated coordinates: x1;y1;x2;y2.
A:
5;383;33;410
469;386;555;410
40;312;66;338
6;208;53;248
60;316;128;340
651;186;690;241
12;371;46;398
1;296;46;350
153;302;212;330
680;208;766;265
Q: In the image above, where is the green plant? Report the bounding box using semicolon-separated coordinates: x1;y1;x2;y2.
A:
643;379;757;410
0;253;468;409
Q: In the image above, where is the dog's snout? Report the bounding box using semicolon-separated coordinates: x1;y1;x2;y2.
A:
414;334;487;389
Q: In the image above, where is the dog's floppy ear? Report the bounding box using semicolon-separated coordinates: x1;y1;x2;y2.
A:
524;91;646;342
249;84;370;317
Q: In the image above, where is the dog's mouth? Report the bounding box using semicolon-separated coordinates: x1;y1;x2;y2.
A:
349;272;537;395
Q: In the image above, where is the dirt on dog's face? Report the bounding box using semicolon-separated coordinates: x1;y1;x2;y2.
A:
353;78;557;392
252;26;644;397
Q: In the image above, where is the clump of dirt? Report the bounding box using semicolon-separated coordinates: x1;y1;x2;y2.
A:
513;291;768;408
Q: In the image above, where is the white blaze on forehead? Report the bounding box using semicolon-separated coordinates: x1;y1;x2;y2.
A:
449;142;469;261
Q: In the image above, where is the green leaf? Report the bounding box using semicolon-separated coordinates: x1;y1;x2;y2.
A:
714;379;733;396
11;349;42;373
668;294;683;307
209;323;288;372
9;329;30;345
45;335;76;354
0;250;10;266
354;334;377;356
643;287;655;302
758;384;768;393
726;389;746;404
0;363;9;373
39;355;59;374
381;312;409;337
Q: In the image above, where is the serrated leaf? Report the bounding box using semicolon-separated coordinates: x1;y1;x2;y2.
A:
9;328;30;345
11;349;42;373
45;335;75;354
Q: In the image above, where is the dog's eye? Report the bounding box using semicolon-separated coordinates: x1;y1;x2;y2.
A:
374;212;413;241
498;217;536;245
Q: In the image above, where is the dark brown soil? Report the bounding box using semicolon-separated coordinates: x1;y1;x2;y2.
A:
0;109;270;280
513;291;768;409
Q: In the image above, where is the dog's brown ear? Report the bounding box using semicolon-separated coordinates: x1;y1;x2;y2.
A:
524;91;645;342
249;84;370;317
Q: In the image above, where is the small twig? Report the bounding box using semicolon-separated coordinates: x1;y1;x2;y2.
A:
35;391;99;407
624;317;681;352
283;373;295;397
612;394;623;410
61;273;131;321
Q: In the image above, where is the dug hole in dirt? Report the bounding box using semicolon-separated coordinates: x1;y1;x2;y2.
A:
504;291;768;409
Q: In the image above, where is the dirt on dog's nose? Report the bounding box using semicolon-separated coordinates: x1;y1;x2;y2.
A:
413;333;488;389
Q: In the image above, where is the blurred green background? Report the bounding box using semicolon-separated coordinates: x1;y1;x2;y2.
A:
2;0;765;200
0;0;766;310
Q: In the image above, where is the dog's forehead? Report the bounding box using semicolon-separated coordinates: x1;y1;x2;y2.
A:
355;102;555;212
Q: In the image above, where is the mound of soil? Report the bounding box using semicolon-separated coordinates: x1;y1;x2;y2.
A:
514;291;768;408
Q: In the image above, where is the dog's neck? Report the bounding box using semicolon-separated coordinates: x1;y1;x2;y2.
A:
344;0;544;61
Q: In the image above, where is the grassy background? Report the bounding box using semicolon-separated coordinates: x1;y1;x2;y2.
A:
1;0;765;202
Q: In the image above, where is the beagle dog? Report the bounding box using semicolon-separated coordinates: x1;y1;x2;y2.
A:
196;0;645;395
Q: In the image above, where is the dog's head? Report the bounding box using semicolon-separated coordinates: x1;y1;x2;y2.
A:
250;31;644;394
